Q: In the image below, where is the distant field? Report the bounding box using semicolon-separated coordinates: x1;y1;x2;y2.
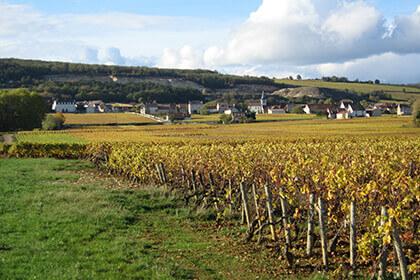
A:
256;113;318;121
277;79;420;101
62;113;158;125
178;114;222;123
67;115;418;143
15;131;89;144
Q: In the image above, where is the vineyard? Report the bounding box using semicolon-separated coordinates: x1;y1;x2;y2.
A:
2;134;419;278
2;115;419;278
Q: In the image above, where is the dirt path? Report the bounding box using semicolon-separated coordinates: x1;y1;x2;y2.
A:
2;134;14;144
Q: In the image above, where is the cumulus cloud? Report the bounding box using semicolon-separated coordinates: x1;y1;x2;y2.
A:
202;0;393;66
156;1;420;83
157;45;205;69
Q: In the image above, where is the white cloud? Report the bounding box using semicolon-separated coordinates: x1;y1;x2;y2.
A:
316;52;420;84
157;45;205;69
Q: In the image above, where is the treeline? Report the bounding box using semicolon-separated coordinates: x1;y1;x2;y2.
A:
0;89;46;131
30;80;203;103
322;76;381;84
0;58;276;89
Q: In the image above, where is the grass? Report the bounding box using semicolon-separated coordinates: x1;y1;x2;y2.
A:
276;79;420;101
0;158;295;280
62;113;158;125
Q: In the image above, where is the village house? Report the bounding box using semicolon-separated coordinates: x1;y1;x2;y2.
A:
365;106;382;117
206;106;218;114
268;106;286;114
347;103;366;117
52;100;77;113
303;104;337;115
216;101;229;113
397;104;413;116
188;101;204;114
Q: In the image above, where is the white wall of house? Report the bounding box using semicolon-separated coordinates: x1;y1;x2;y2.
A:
52;101;76;113
188;102;203;114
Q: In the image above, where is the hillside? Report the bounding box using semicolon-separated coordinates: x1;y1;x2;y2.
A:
0;58;283;103
1;58;418;104
276;79;420;102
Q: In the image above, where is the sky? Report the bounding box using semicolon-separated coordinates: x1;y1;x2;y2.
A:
1;0;420;83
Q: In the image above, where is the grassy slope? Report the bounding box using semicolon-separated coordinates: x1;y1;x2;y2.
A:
276;79;420;101
0;158;289;280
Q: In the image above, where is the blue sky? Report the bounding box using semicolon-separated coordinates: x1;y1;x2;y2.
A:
1;0;420;83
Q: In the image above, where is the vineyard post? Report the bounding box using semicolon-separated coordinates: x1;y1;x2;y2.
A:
392;218;409;280
159;163;168;189
350;201;357;274
280;188;291;246
307;193;316;256
228;179;233;215
209;173;219;211
198;173;208;208
181;167;185;186
318;196;328;267
240;182;251;227
264;184;276;241
378;206;388;280
190;170;198;202
252;184;262;228
155;163;164;184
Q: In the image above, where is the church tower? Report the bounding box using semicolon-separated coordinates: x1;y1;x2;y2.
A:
261;91;267;107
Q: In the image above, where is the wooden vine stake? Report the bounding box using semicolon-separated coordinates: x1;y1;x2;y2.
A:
264;184;276;241
318;196;328;267
378;206;388;280
350;201;357;274
392;218;409;280
307;193;316;256
159;163;168;189
240;182;251;227
155;163;164;184
280;188;291;246
251;184;262;228
190;170;198;202
228;179;233;215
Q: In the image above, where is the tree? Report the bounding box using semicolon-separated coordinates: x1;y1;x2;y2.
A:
0;89;46;131
375;79;380;84
414;100;420;127
42;114;65;130
290;105;304;114
219;114;232;124
297;74;302;80
200;108;210;115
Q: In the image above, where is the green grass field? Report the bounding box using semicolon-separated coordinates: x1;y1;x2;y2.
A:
1;158;310;280
277;79;420;101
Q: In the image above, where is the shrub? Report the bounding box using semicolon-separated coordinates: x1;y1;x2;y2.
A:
42;113;65;130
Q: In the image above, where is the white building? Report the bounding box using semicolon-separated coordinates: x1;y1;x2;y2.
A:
397;104;412;116
188;101;203;114
347;103;366;118
268;106;286;114
247;92;267;114
52;100;76;113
